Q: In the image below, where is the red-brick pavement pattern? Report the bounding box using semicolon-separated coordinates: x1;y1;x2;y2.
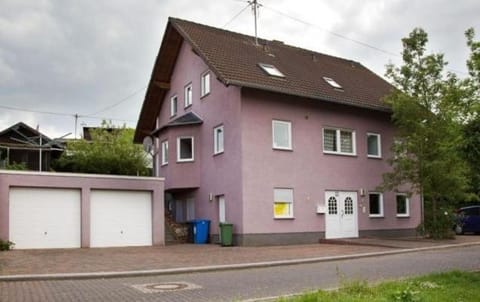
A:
0;236;478;276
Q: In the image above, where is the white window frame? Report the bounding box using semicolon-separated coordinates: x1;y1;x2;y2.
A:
184;83;193;108
272;120;292;150
367;132;382;158
258;63;285;78
161;140;168;166
213;125;224;155
176;136;194;162
201;71;211;97
396;193;410;217
273;188;294;219
368;192;384;217
323;127;356;156
170;95;177;117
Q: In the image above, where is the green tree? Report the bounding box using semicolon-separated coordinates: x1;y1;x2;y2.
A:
54;121;150;176
462;118;480;202
382;28;471;238
461;28;480;203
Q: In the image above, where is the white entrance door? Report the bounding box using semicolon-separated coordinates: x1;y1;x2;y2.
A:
218;196;226;223
90;190;152;247
325;191;358;239
9;187;81;249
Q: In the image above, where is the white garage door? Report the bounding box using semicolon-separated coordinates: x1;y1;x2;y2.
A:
9;187;81;249
90;190;152;247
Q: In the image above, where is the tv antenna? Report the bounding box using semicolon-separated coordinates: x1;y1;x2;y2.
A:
142;136;159;176
248;0;261;45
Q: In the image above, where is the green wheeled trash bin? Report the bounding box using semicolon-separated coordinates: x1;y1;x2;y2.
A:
219;223;233;246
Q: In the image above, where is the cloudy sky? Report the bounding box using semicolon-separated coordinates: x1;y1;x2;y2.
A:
1;0;479;139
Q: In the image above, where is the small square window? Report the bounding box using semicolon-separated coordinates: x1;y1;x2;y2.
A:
272;120;292;150
323;128;356;156
258;63;285;77
214;125;224;155
201;72;211;97
177;136;194;162
274;188;293;218
367;133;381;158
184;83;193;108
368;192;383;217
396;194;410;217
170;95;177;117
161;140;168;166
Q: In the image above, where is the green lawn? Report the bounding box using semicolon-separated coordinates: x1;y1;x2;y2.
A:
278;270;480;302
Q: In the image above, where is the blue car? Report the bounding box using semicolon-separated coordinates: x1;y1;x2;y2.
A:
454;205;480;235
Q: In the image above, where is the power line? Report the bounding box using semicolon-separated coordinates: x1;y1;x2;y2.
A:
223;2;252;28
261;4;399;57
260;3;469;75
0;103;136;123
0;104;76;117
86;86;147;116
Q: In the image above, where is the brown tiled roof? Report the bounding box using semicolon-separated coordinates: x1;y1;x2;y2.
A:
134;17;394;142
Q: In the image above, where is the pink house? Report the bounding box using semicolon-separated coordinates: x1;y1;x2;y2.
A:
134;18;421;245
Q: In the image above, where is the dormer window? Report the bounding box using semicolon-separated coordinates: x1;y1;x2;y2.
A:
323;77;343;90
258;63;285;78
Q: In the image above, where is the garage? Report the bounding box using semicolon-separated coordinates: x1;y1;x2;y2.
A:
9;187;81;249
90;190;153;247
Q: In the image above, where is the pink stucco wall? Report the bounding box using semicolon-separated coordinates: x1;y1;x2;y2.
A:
155;41;244;235
0;171;165;247
240;88;421;234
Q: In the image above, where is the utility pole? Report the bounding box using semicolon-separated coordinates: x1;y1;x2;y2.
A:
39;133;42;172
74;114;79;139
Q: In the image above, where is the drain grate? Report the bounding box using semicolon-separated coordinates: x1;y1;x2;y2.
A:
131;281;202;294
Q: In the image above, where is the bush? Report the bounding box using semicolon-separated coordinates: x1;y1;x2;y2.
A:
0;239;15;251
4;161;28;171
417;205;456;239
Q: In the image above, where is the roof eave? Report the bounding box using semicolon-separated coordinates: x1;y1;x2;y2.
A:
133;21;184;143
228;79;392;113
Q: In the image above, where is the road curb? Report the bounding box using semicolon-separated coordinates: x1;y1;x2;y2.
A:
1;242;479;282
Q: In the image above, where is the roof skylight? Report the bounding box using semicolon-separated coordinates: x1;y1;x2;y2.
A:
323;77;343;89
258;63;285;78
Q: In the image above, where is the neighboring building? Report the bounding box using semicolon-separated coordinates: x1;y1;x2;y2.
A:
0;122;64;171
134;18;421;245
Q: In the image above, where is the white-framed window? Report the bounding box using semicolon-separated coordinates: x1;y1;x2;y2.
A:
170;95;178;117
201;71;211;97
396;193;410;217
177;136;194;162
272;120;292;150
258;63;285;77
184;83;193;108
161;140;168;165
368;192;383;217
213;125;224;155
323;128;356;155
367;133;381;158
273;188;293;218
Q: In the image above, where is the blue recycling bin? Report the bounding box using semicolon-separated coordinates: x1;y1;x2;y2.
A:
192;219;210;244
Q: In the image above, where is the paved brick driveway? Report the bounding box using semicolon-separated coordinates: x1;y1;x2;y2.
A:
0;235;478;276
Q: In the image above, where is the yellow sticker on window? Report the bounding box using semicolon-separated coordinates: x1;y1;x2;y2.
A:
274;202;289;217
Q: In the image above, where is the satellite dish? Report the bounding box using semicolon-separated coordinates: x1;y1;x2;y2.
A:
143;136;153;154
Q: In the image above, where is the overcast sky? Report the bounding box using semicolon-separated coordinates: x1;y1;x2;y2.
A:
1;0;479;139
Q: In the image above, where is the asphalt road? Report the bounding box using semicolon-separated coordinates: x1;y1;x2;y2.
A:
1;245;479;302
